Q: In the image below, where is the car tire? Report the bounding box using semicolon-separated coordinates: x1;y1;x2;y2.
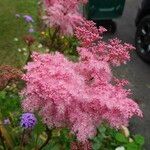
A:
135;15;150;62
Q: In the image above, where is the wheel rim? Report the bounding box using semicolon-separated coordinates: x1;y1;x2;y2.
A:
136;21;150;56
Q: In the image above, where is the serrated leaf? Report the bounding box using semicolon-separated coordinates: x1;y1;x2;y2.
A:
92;143;101;150
98;126;106;134
134;135;144;145
43;141;61;150
115;133;128;143
126;142;138;150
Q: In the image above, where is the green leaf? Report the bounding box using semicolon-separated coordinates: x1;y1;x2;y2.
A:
98;126;106;134
92;142;101;150
134;135;144;145
43;141;61;150
115;133;128;143
126;142;139;150
93;136;103;144
0;91;6;99
33;116;45;135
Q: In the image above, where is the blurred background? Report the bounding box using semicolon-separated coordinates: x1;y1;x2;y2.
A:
110;0;150;149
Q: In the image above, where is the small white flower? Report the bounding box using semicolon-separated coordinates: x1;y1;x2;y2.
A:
6;85;10;89
22;48;27;51
129;138;133;143
45;48;49;52
38;44;43;48
14;38;19;42
121;125;130;137
115;146;125;150
18;48;22;52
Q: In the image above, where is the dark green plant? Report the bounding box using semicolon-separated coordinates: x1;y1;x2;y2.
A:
91;124;144;150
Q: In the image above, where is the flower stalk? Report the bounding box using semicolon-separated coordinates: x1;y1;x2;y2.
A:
39;126;52;150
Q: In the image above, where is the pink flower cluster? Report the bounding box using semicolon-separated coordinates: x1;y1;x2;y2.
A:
75;20;135;66
43;0;87;35
22;0;142;142
22;51;142;142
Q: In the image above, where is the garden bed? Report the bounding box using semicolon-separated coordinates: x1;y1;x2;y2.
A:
0;0;144;150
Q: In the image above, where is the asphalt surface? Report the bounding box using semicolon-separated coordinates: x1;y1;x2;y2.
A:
106;0;150;149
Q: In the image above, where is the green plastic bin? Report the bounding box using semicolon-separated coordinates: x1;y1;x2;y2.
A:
84;0;125;20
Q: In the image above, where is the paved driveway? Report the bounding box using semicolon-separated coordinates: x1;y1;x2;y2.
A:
108;0;150;149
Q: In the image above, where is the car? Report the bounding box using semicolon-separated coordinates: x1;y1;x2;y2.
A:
83;0;125;33
135;0;150;62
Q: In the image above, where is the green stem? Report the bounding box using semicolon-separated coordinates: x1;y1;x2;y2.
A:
48;28;52;39
25;46;32;64
49;27;60;52
34;133;39;150
20;129;25;150
38;126;52;150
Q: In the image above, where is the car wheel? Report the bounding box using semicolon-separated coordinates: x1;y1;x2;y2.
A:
135;15;150;62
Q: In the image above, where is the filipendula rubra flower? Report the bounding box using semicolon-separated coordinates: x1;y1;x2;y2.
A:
75;20;135;66
21;51;142;142
21;0;142;142
43;0;87;35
